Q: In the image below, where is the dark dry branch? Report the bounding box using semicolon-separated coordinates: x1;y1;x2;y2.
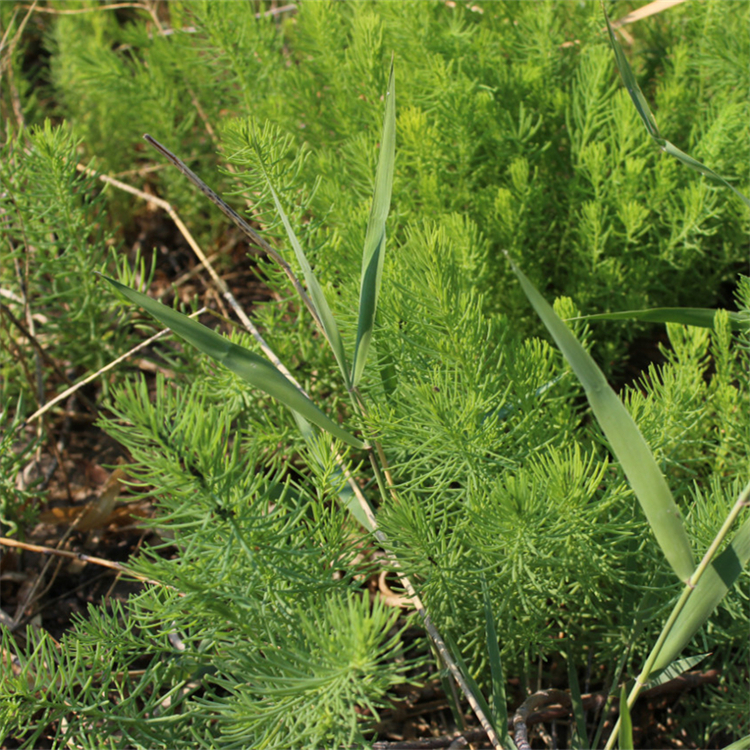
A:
142;134;326;338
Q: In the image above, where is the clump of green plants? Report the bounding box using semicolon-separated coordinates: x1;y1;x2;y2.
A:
0;123;140;402
0;121;150;534
1;2;748;749
11;0;748;368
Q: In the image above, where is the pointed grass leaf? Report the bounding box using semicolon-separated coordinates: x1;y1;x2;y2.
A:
508;258;694;581
566;647;588;750
721;736;750;750
571;308;750;331
660;140;750;210
443;631;498;739
263;175;350;387
646;653;709;689
604;8;660;141
351;60;396;387
604;5;750;210
332;466;375;532
101;276;366;449
481;576;512;748
652;512;750;673
618;685;634;750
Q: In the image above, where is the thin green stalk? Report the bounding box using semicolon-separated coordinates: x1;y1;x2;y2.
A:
604;480;750;749
348;387;503;749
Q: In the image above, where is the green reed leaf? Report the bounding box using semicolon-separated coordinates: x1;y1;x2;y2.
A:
566;646;588;750
263;174;351;388
646;653;709;689
443;631;497;738
482;575;511;748
720;735;750;750
652;513;750;673
351;60;396;387
618;685;633;750
604;5;750;210
101;276;366;450
604;9;660;141
508;257;695;582
570;307;750;331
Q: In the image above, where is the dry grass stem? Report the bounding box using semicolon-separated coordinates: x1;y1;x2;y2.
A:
611;0;688;29
23;307;207;426
142;134;326;340
0;538;166;605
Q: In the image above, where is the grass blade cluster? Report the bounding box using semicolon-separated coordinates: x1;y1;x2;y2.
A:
263;169;350;388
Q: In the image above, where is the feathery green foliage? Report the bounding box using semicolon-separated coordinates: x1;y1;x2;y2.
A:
25;0;748;368
1;2;748;748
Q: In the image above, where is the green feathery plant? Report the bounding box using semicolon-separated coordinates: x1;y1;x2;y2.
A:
21;0;748;370
1;2;749;748
96;37;750;746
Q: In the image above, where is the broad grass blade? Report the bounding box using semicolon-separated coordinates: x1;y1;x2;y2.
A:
263;176;350;387
721;736;750;750
508;258;695;581
604;9;660;140
571;308;750;331
618;685;634;750
351;61;396;387
652;513;750;672
646;653;709;688
604;6;750;210
661;140;750;211
102;276;366;450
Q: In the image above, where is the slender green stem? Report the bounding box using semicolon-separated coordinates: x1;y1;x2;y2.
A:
604;479;750;750
347;386;503;748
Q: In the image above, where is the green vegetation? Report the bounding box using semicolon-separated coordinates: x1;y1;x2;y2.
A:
1;2;748;748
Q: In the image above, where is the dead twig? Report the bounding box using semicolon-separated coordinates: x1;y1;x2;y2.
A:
142;134;327;340
0;537;166;595
513;689;570;750
23;307;207;427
